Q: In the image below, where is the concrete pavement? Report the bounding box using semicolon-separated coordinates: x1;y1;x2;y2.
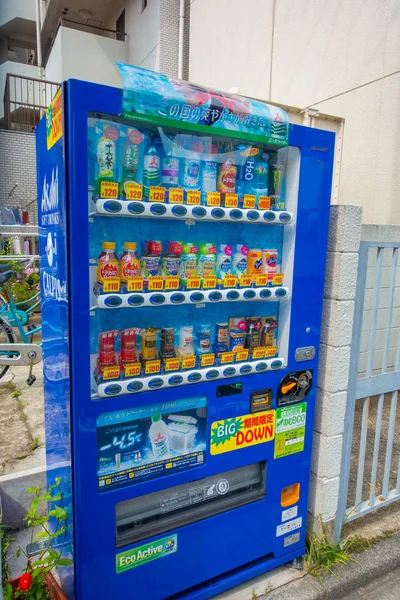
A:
341;567;400;599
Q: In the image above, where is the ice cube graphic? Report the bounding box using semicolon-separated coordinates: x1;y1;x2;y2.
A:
167;414;198;454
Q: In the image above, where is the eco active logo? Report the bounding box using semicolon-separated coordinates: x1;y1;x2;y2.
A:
210;411;275;455
116;534;177;574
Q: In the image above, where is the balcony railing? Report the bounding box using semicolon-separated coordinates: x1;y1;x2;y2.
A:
3;73;60;132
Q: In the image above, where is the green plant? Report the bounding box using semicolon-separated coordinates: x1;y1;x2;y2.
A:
2;479;72;599
1;523;14;585
30;437;40;451
251;590;258;600
305;518;353;575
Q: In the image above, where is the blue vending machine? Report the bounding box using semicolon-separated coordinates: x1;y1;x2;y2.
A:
36;66;334;600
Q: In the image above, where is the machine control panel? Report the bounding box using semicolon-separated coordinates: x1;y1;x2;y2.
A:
250;388;273;412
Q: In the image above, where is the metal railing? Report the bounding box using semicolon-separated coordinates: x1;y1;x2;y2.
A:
335;241;400;541
3;73;60;132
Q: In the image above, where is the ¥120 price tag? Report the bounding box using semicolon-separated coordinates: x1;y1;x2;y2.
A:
124;363;141;378
243;194;256;209
224;193;238;208
187;276;201;289
252;347;266;360
169;188;184;204
221;352;234;364
181;355;196;370
149;186;166;202
265;346;277;358
103;278;120;293
164;357;181;372
100;181;118;199
258;195;271;210
223;275;237;288
207;192;221;206
202;276;217;289
127;277;144;292
239;275;252;288
235;349;249;362
255;274;268;287
103;365;120;380
165;276;180;290
186;190;201;205
145;360;161;375
125;182;143;201
272;273;284;286
148;276;164;291
200;353;215;367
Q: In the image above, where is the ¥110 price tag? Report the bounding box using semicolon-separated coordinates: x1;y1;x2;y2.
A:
103;278;120;293
182;355;196;370
221;352;234;364
239;275;252;288
224;193;238;208
169;188;184;203
187;276;201;289
148;276;164;291
202;276;217;289
125;182;143;201
149;186;166;202
235;349;249;362
200;353;215;367
164;357;181;372
100;181;118;199
206;192;221;206
124;363;141;378
258;195;271;210
127;277;144;292
272;273;284;286
165;276;180;290
145;360;161;375
252;347;266;360
186;190;201;205
223;275;237;288
243;194;256;209
255;274;268;287
103;365;120;380
265;346;277;358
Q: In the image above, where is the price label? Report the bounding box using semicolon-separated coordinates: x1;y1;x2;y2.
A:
187;276;201;289
186;190;201;205
224;193;238;208
255;274;268;287
239;275;252;288
272;273;284;286
221;352;234;365
124;363;141;378
127;277;144;292
252;347;266;360
103;278;120;293
148;276;164;291
236;349;249;362
258;195;271;210
182;355;196;370
125;182;143;201
103;365;120;380
145;360;161;375
206;192;221;206
243;194;256;209
202;276;217;289
265;346;277;358
200;353;215;367
276;201;285;210
169;188;184;204
223;275;237;288
165;276;180;290
165;357;181;372
100;181;118;199
149;186;166;202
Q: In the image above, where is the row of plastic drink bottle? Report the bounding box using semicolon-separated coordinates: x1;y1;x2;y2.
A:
92;120;284;207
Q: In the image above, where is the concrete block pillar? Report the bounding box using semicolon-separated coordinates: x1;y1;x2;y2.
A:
308;205;363;532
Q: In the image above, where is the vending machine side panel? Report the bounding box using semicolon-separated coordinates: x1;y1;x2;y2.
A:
36;85;75;598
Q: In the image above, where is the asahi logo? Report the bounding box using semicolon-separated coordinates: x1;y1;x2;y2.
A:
41;167;60;225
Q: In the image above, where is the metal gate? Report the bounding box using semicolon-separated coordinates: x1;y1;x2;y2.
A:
335;241;400;541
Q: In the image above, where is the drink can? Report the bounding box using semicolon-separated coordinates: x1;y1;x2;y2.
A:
247;249;263;275
262;249;278;276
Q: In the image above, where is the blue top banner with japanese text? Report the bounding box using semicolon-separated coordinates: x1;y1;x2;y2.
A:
117;63;288;146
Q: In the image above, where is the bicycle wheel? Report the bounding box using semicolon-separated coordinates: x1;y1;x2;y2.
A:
0;316;16;380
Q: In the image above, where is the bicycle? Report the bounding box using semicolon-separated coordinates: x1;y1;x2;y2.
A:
0;264;42;384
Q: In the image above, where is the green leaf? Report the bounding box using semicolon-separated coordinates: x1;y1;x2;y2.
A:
34;531;50;540
48;507;67;520
57;558;73;566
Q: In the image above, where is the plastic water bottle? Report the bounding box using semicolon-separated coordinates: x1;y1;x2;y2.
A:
251;152;269;195
149;412;170;459
143;142;160;198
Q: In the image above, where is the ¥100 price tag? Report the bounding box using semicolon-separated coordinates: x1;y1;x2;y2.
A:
186;190;201;205
265;346;277;358
127;277;144;292
243;194;256;209
124;363;141;378
103;278;120;293
103;366;120;380
125;183;143;201
221;352;234;364
224;193;238;208
200;353;215;367
100;181;118;199
164;358;181;372
252;347;266;360
148;276;164;291
149;186;166;202
272;273;284;286
145;360;161;375
207;192;221;206
169;188;184;203
182;355;196;370
258;196;271;210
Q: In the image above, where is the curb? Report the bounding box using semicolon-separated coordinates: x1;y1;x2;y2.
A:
261;531;400;599
0;466;47;529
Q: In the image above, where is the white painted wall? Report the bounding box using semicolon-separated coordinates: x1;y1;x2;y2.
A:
0;0;36;28
0;61;38;119
45;27;128;88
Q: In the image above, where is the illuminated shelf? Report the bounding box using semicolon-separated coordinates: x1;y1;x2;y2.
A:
93;357;286;398
92;286;289;310
94;200;293;225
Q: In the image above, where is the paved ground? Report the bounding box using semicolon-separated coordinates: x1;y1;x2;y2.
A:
341;567;400;599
